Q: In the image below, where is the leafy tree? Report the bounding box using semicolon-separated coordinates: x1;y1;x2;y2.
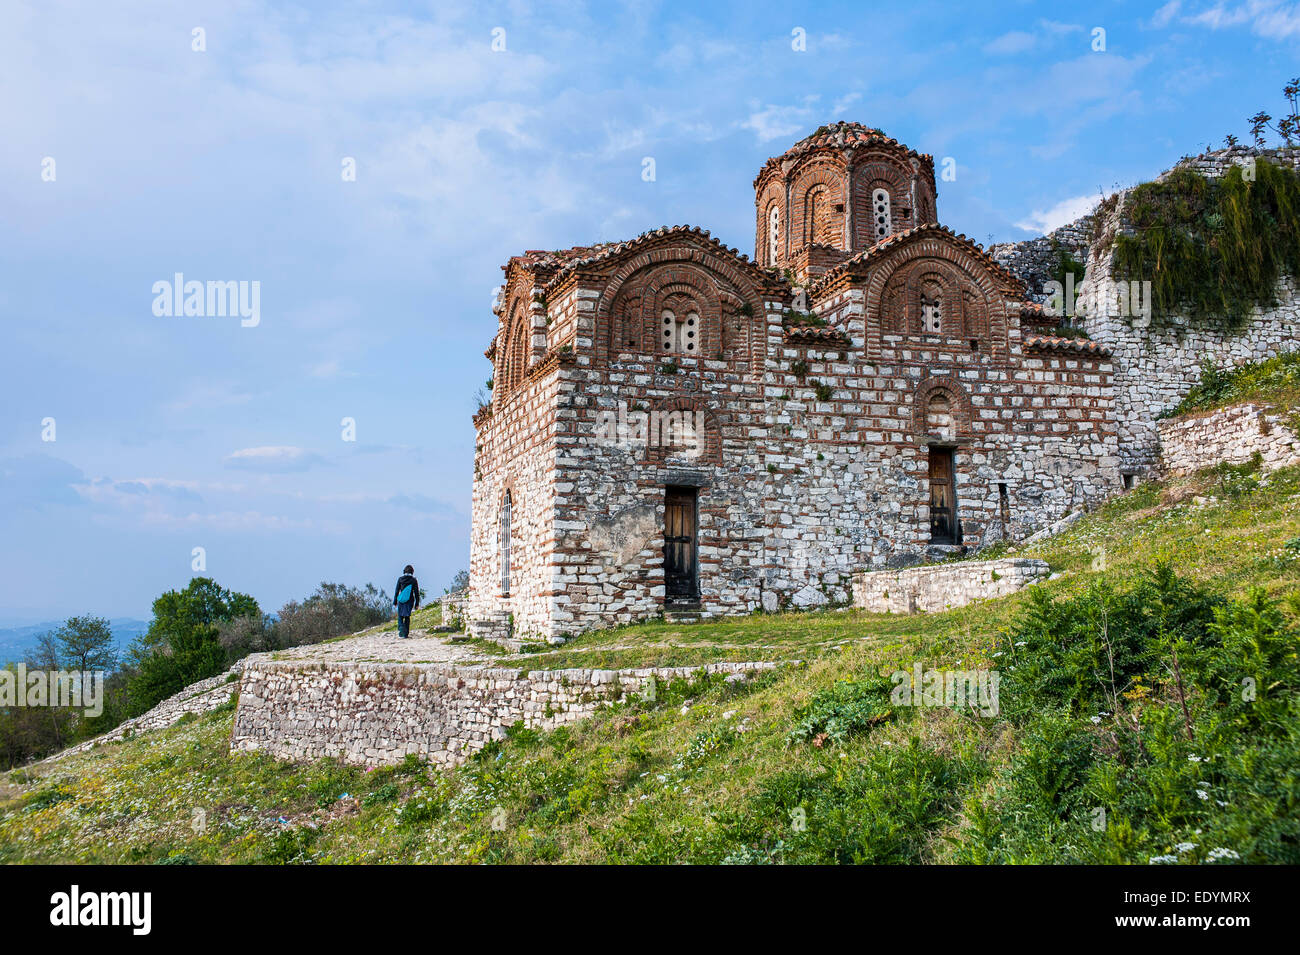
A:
1247;76;1299;147
126;578;258;714
53;615;116;678
271;582;390;649
448;569;469;594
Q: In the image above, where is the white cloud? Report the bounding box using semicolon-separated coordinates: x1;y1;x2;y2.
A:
741;103;815;143
983;31;1038;55
1179;1;1300;37
1150;0;1184;28
1014;193;1101;234
1038;20;1085;36
832;92;863;116
225;446;326;472
308;359;357;380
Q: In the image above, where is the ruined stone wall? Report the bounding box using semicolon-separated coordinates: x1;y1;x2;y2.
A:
230;659;778;767
990;215;1096;304
1158;403;1300;476
1079;257;1300;473
1038;146;1300;474
1164;145;1300;181
853;557;1050;614
43;663;243;763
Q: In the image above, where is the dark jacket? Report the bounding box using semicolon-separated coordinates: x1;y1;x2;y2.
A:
393;574;420;615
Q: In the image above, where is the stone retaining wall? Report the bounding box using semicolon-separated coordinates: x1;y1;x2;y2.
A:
852;558;1051;614
1158;403;1300;476
42;663;243;762
230;660;779;767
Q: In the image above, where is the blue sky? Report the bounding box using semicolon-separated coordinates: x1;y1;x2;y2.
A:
1;0;1297;624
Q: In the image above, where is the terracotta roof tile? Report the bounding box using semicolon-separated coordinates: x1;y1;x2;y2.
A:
535;224;786;298
1022;334;1112;357
754;121;935;187
806;223;1025;299
784;324;851;346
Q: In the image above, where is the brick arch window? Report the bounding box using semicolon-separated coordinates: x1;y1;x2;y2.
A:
768;204;781;265
661;305;701;355
871;187;892;240
499;491;512;595
804;186;828;244
919;275;944;333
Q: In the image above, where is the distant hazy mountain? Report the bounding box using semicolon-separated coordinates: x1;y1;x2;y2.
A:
0;618;149;666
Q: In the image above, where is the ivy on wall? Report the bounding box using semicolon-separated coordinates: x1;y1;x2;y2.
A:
1111;160;1300;331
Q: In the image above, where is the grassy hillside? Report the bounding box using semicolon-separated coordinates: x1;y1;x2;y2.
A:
1166;349;1300;420
3;462;1299;865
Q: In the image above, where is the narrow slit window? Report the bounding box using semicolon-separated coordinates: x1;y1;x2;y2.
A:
499;491;512;595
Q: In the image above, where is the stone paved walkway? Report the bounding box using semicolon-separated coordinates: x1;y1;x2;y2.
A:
267;627;481;664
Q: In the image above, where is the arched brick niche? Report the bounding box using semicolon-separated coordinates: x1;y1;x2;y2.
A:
755;179;786;267
863;235;1010;358
878;261;991;339
789;158;847;251
597;245;767;375
644;395;722;466
912;376;973;442
497;302;531;401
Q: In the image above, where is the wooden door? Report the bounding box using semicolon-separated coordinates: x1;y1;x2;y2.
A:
664;487;698;601
929;448;958;544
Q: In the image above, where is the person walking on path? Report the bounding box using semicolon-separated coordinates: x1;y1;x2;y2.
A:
393;565;420;639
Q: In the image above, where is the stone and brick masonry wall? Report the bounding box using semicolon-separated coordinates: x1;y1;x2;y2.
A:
1158;403;1300;476
852;557;1050;614
470;232;1119;642
990;215;1096;305
230;659;779;767
467;353;563;641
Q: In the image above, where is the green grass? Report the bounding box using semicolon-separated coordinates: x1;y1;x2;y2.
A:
374;602;443;633
3;464;1299;864
1165;350;1300;420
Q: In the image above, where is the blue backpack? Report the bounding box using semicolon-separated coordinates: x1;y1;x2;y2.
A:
397;583;413;604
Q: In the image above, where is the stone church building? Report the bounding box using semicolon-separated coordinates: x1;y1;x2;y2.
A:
467;122;1119;641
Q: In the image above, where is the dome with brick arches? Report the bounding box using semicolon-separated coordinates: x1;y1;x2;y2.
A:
754;121;940;276
777;121;934;164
